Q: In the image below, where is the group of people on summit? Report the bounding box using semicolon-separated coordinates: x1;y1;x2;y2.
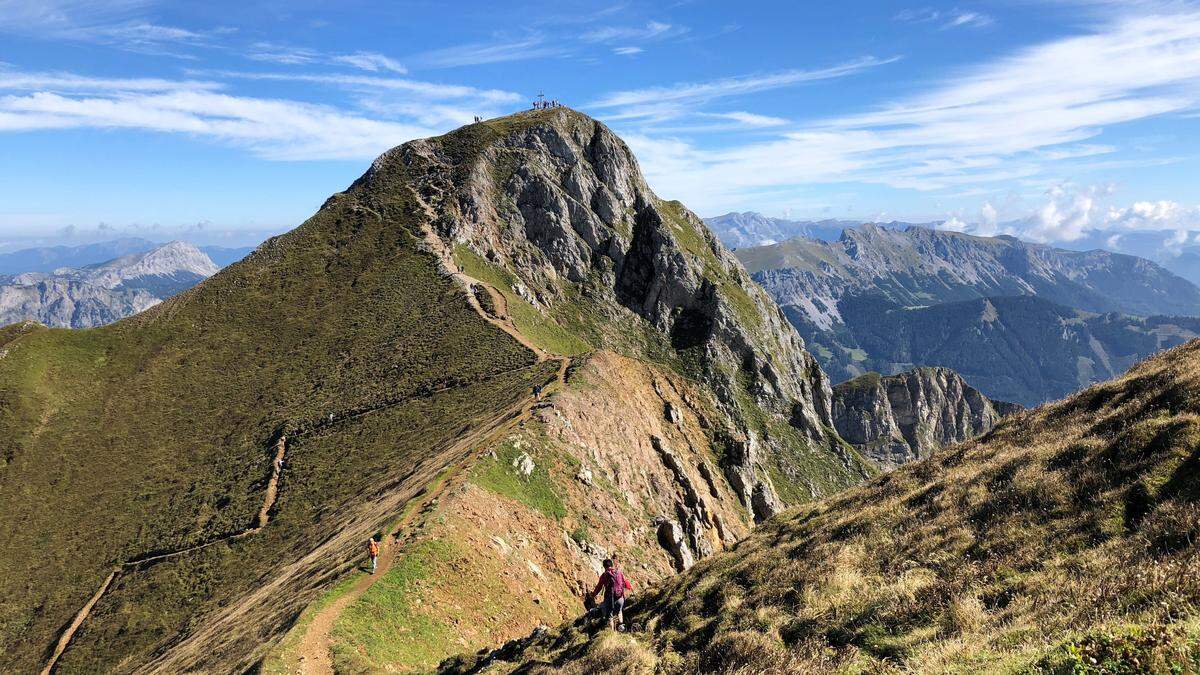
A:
532;97;563;110
364;537;633;630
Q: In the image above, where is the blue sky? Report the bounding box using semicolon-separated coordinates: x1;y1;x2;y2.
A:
2;0;1200;247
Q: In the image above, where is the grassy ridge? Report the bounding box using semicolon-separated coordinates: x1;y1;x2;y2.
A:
0;180;546;671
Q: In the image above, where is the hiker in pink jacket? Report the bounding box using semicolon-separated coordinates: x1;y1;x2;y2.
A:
588;558;633;631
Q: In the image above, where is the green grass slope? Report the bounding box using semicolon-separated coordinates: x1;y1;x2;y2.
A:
447;339;1200;673
0;164;551;671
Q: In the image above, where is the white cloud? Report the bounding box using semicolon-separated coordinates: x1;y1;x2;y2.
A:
1106;199;1200;232
1024;183;1113;241
632;110;791;134
941;215;969;231
0;88;430;160
613;46;644;56
977;201;999;235
956;186;1200;245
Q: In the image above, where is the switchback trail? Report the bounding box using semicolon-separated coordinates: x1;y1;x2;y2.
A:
289;217;573;673
43;437;289;674
42;357;550;674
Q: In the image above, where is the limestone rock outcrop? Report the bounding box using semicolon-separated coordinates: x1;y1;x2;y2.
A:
832;367;1021;469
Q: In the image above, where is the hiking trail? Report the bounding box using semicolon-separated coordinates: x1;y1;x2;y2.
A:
287;219;573;673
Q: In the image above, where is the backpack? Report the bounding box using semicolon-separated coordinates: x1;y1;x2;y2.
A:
369;540;379;556
609;569;626;599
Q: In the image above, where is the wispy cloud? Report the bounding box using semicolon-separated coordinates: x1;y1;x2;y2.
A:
615;10;1200;213
590;56;899;117
0;87;429;161
896;7;994;30
0;0;221;56
407;35;565;68
633;110;791;134
245;42;321;66
0;67;518;160
613;46;644;56
0;68;221;93
331;51;406;74
581;21;686;43
205;70;519;105
703;111;789;128
244;43;407;73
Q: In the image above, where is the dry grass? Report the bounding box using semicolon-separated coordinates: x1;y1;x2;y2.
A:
447;340;1200;674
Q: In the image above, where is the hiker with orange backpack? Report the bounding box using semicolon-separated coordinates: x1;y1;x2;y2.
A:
367;536;380;574
588;558;632;631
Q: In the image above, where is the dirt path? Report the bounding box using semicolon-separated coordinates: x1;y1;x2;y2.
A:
42;436;292;675
289;220;571;674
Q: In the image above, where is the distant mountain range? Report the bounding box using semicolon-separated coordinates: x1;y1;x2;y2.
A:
0;238;160;274
0;239;253;273
0;241;220;328
725;220;1200;405
1046;227;1200;287
703;212;862;247
738;223;1200;321
706;213;1200;288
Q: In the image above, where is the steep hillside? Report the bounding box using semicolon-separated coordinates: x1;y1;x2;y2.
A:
448;339;1200;674
739;225;1200;331
0;108;872;673
832;367;1020;469
804;294;1200;405
0;241;220;327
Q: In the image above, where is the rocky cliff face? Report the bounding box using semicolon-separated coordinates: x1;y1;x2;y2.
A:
0;278;160;328
0;241;218;328
832;367;1020;469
